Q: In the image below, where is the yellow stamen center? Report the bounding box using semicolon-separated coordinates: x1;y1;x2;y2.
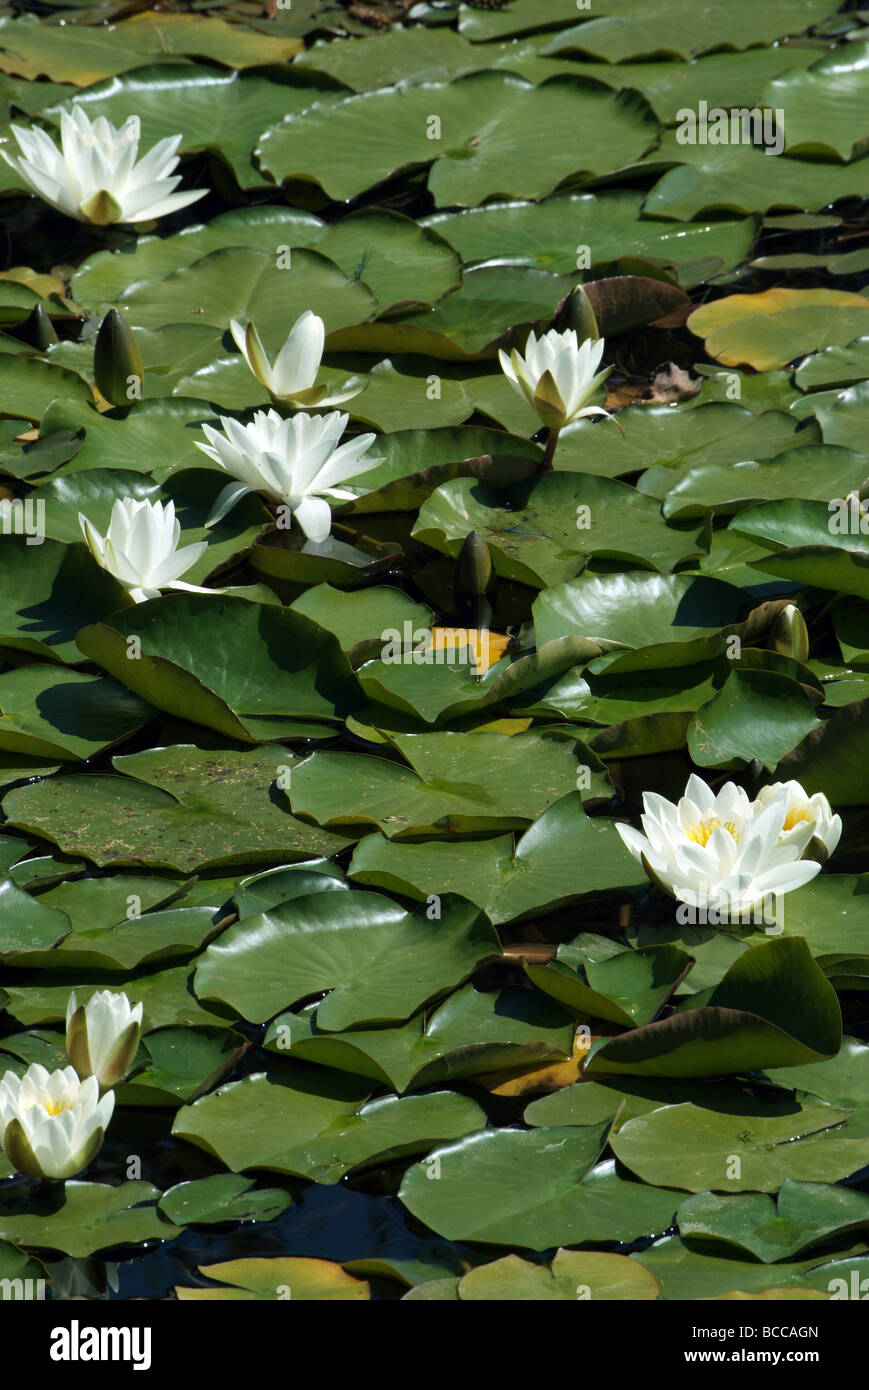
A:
686;817;738;848
783;807;811;831
41;1099;71;1117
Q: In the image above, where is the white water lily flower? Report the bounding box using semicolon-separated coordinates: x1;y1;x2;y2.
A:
230;312;362;408
66;990;143;1090
0;1064;114;1180
197;408;380;539
498;328;613;430
1;106;207;225
753;780;842;865
79;498;212;605
616;773;821;917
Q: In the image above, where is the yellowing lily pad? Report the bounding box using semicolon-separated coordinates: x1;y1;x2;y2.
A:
688;289;869;369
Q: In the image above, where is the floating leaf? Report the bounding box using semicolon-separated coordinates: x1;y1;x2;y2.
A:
688;289;869;370
678;1181;869;1262
263;985;575;1093
173;1067;485;1182
176;1256;368;1301
194;890;499;1029
613;1099;869;1193
414;472;705;588
258;73;657;207
0;1181;177;1258
3;745;349;872
586;937;841;1079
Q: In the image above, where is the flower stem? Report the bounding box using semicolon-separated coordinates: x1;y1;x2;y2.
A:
541;427;561;472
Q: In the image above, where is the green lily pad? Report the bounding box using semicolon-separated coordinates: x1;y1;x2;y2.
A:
452;1249;661;1300
0;537;131;663
353;635;593;727
234;860;345;918
0;876;70;955
290;584;432;663
534;572;748;668
77;594;360;742
46;64;344;191
258;72;657;207
0;1238;46;1291
173;1066;485;1182
632;1234;869;1299
764;44;869;162
288;730;587;837
116;1026;247;1106
793;379;869;454
423;193;755;284
37;396;221;481
795;337;869;390
11;905;222;974
263;985;576;1093
296;23;576;90
646;128;869;220
0;352;91;422
526;942;693;1027
558;45;818;126
541;0;839;62
413;472;705;588
333;264;578;360
3;967;231;1033
249;532;400;591
400;1150;678;1251
3;744;349;873
348;832;513;906
351;790;638;923
72;205;325;308
344;425;541;513
524;1075;742;1129
763;1036;869;1112
687;669;821;770
678;1181;869;1262
194;889;500;1029
771;699;869;806
659;445;869;521
586;936;842;1079
565;402;810;486
613;1098;869;1193
0;666;153;761
344;360;470;433
159;1175;291;1227
0;12;302;84
0;1181;178;1258
117;247;377;337
399;1121;622;1249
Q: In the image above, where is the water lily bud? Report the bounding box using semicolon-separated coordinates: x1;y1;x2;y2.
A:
746;758;764;793
452;530;494;628
0;1065;113;1180
21;302;59;349
557;284;600;342
768;603;809;663
93;308;144;407
66;989;143;1089
453;530;492;598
